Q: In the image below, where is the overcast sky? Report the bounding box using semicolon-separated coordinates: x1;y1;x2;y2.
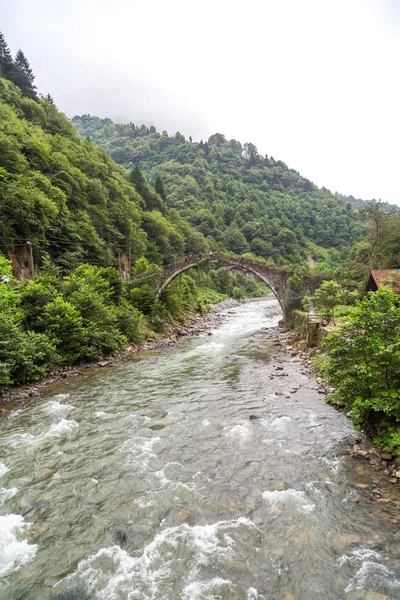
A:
1;0;400;204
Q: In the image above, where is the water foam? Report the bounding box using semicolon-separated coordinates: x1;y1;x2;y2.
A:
269;416;291;432
0;514;37;576
7;419;78;448
262;489;315;514
182;577;232;599
42;398;73;414
247;588;266;600
152;462;193;490
119;436;161;473
0;486;18;506
0;462;9;478
338;548;400;594
225;423;251;440
55;517;255;599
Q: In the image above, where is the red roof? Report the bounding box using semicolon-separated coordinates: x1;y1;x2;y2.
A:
370;269;400;292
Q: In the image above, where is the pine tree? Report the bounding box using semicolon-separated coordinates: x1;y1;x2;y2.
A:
0;30;14;77
13;49;37;98
128;165;146;196
154;175;167;201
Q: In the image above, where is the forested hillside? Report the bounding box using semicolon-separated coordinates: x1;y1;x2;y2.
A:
0;32;269;391
72;115;363;270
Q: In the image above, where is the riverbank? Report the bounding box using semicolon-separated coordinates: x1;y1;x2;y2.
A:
0;298;250;407
283;324;400;490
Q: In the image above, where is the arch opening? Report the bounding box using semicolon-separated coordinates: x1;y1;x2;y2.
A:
156;258;287;315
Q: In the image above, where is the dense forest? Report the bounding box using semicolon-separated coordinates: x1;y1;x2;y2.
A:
72;116;365;271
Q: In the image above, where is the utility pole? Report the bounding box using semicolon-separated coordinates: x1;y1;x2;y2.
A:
27;241;34;278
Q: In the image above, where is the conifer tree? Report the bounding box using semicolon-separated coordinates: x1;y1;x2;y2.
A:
154;175;167;201
13;49;37;98
0;30;14;77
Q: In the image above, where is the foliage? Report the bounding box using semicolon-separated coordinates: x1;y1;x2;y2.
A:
322;288;400;451
72;115;364;269
310;280;358;324
343;201;400;280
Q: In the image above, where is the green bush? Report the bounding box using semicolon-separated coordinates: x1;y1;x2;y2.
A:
0;312;57;389
41;297;88;364
322;287;400;450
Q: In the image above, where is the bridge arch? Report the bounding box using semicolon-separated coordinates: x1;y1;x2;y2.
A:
156;254;292;317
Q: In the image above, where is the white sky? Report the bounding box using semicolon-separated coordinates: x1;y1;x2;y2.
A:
1;0;400;204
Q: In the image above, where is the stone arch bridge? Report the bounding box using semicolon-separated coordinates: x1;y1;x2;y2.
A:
155;254;303;318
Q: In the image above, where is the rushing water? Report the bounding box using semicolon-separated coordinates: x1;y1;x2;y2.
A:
1;299;400;600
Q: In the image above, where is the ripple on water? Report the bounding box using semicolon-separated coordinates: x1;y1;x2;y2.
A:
0;514;37;576
182;577;233;599
224;423;251;440
7;419;79;448
0;486;18;506
262;489;315;514
54;517;256;599
269;416;292;433
337;548;400;594
41;398;74;415
0;462;9;478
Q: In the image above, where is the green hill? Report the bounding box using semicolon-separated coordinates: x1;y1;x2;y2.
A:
72;115;363;270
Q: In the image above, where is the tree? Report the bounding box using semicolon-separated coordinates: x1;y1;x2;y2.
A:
311;280;357;324
224;226;249;254
243;142;260;166
154;175;167;201
0;30;14;78
322;288;400;449
13;50;37;98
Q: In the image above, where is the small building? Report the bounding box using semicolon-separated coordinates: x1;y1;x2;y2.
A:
365;269;400;293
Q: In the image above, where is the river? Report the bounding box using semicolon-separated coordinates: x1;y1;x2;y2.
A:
1;299;400;599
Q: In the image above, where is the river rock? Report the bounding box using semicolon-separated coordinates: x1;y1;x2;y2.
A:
332;533;362;550
394;471;400;478
363;592;396;600
381;452;393;461
97;360;110;367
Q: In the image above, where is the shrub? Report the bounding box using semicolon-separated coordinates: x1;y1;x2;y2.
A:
322;287;400;446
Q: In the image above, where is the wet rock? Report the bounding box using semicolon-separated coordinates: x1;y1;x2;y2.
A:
113;530;127;546
249;414;258;420
176;507;191;520
51;589;86;600
207;332;213;336
381;452;393;461
363;592;396;600
24;526;47;541
332;533;362;550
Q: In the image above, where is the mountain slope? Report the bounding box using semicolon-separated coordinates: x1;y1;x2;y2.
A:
0;77;215;277
73;115;363;268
